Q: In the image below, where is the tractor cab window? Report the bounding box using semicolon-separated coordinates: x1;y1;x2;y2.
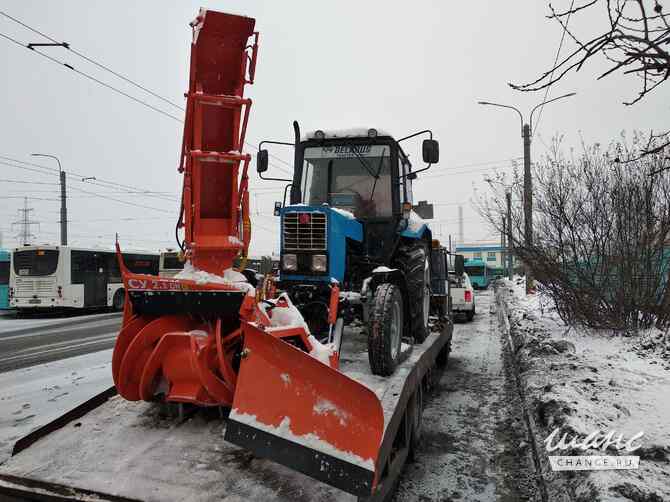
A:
302;144;392;219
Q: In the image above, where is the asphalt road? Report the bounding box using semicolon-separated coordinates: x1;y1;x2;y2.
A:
0;313;122;373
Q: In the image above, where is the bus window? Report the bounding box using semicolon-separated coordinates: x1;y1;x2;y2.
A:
13;249;59;276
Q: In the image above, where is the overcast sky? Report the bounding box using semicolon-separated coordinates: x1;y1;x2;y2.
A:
1;1;668;256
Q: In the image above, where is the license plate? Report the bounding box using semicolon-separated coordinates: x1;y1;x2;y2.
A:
28;298;42;304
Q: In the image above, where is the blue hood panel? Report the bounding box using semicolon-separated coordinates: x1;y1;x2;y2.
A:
280;206;363;283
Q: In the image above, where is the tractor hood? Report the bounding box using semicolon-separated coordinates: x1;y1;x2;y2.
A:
280;205;363;283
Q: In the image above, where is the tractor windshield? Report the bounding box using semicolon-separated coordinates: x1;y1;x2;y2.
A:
301;144;392;219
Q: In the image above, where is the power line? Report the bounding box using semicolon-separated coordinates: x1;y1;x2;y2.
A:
68;185;173;213
0;12;294;176
0;30;183;122
533;0;575;138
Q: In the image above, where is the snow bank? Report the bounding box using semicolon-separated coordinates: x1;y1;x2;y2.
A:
229;411;374;470
307;335;336;365
499;281;670;501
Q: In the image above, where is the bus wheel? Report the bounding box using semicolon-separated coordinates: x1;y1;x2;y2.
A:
112;289;125;311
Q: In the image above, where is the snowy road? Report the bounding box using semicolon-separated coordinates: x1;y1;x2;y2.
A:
396;289;538;501
0;349;113;464
0;312;121;373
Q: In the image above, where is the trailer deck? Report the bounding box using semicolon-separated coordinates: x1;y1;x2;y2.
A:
0;322;451;502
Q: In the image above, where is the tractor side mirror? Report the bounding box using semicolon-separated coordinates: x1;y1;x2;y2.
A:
273;201;282;216
422;139;439;164
257;149;269;173
454;254;465;276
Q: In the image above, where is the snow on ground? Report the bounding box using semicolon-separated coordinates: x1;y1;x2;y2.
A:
503;279;670;501
0;349;113;464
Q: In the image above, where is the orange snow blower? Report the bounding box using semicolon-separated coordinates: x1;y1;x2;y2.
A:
112;9;385;496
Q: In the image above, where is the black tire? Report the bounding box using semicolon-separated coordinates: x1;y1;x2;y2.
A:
408;384;424;463
466;308;475;322
112;289;125;311
368;283;403;376
394;242;430;343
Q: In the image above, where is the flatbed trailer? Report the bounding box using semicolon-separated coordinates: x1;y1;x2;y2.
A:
0;320;451;502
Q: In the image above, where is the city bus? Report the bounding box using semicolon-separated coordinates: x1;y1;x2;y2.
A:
159;249;185;277
9;245;158;312
0;249;10;310
463;258;491;289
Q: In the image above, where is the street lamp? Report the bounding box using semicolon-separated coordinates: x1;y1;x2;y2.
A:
478;92;576;293
31;153;67;246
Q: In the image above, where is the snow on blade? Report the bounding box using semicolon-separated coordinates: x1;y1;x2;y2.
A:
229;410;375;470
313;398;351;426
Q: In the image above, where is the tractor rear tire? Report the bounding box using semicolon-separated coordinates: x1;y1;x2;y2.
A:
368;283;403;376
395;242;430;343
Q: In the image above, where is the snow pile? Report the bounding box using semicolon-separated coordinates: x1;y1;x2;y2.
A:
302;127;392;140
229;410;374;470
260;294;336;365
174;262;253;293
406;211;427;233
330;207;356;220
307;335;336;366
499;280;670;501
261;293;310;331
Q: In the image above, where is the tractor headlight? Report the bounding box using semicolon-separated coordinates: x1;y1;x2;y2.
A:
311;254;327;272
282;254;297;271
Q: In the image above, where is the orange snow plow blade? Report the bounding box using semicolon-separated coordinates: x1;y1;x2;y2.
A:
225;321;384;496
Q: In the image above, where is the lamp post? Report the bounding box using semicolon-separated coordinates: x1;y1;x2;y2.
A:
32;153;67;246
478;92;576;293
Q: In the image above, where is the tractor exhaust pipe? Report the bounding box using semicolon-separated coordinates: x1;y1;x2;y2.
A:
290;120;301;204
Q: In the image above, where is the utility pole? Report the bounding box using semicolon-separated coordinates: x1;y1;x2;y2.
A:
12;197;39;246
478;92;576;293
506;191;513;280
523;124;532;289
32;153;67;245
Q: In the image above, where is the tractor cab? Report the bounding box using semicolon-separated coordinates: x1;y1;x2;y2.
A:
257;125;439;283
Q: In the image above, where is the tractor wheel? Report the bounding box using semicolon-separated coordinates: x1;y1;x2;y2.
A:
112;289;125;311
395;242;430;343
368;283;403;376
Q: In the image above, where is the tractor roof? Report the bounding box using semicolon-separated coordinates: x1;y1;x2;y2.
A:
302;127;393;141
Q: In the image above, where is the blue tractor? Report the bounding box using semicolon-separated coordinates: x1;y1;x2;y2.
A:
257;122;449;375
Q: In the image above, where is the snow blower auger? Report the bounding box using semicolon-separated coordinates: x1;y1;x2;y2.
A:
112;8;386;495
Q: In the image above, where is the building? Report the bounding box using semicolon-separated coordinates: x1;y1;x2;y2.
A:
455;242;519;269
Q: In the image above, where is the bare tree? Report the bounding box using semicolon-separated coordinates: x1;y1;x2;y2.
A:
479;133;670;331
511;1;670;155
